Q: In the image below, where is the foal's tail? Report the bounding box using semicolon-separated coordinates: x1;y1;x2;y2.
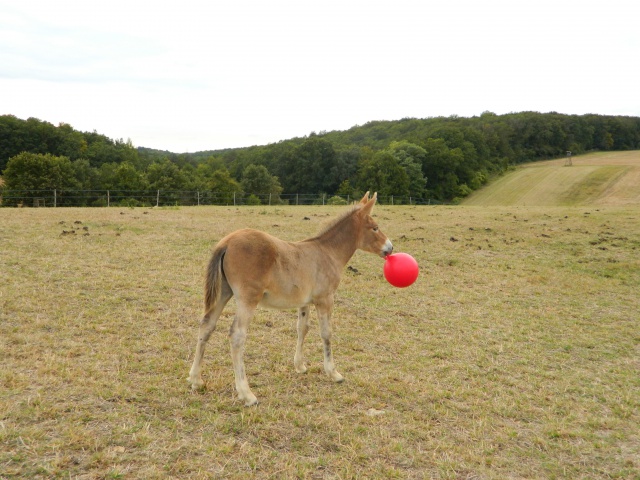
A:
204;246;227;315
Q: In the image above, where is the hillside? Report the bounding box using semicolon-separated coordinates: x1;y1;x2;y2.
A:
463;151;640;206
3;113;640;203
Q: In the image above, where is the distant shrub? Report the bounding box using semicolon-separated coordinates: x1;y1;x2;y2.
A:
245;194;261;205
117;198;147;207
457;184;473;197
327;195;348;205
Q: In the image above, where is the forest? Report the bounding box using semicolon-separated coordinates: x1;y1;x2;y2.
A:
1;111;640;205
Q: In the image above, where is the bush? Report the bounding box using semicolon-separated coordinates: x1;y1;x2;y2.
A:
457;184;473;197
117;198;147;207
327;195;348;205
245;194;262;205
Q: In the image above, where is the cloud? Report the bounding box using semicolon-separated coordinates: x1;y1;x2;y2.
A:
0;3;203;87
1;0;639;152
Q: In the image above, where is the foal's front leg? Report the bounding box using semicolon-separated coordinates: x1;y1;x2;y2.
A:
294;305;310;374
315;297;344;383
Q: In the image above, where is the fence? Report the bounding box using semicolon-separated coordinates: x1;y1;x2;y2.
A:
0;189;443;208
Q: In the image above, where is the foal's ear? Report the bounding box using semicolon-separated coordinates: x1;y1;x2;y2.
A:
359;191;370;204
361;192;377;215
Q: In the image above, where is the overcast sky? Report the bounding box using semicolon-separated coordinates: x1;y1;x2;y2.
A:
1;0;638;153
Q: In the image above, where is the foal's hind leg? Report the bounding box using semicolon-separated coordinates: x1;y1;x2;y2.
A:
188;284;232;390
294;305;311;374
229;301;258;406
315;296;344;383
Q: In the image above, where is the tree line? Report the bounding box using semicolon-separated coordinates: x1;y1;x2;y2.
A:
1;111;639;206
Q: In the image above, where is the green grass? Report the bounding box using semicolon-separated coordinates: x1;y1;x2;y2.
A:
559;166;629;206
1;204;639;479
464;150;640;207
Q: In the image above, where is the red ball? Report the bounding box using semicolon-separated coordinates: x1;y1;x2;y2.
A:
383;253;419;288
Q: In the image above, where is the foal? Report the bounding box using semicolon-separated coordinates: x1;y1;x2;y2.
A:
188;192;393;406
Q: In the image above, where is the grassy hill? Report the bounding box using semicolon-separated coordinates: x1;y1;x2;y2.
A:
464;151;640;206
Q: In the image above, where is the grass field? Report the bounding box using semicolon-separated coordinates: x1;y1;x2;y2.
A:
1;202;639;479
464;151;640;207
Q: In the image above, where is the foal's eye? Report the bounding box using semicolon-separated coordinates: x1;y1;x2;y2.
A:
372;226;379;232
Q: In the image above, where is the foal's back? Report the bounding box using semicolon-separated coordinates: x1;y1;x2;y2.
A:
220;228;336;310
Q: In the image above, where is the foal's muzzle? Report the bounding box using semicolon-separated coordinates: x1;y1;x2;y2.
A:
381;239;394;257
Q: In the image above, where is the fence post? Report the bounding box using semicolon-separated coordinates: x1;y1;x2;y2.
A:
197;191;200;206
233;192;236;206
296;194;299;206
54;189;57;207
391;195;394;206
156;190;160;207
269;193;272;206
322;194;325;205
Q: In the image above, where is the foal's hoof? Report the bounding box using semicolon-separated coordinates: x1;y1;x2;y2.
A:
188;377;206;391
330;371;344;383
242;394;259;407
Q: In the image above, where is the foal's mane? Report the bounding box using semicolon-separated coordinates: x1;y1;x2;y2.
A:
308;203;364;240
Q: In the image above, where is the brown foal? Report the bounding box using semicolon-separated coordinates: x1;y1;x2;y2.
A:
188;192;393;405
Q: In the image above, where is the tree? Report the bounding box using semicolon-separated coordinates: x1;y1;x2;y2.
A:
72;158;99;190
336;179;360;200
386;141;428;198
4;152;75;191
115;162;147;191
421;138;464;200
280;137;338;194
3;152;77;205
57;122;88;160
146;159;188;191
97;162;147;191
332;148;360;192
241;164;283;203
357;151;409;199
208;169;241;204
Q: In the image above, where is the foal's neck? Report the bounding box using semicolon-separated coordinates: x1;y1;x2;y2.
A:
314;215;360;266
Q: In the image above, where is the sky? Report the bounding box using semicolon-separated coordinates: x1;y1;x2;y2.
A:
1;0;638;153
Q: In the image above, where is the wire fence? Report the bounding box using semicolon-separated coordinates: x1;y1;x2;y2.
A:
0;190;443;207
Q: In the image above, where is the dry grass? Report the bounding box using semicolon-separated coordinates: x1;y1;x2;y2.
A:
1;204;639;479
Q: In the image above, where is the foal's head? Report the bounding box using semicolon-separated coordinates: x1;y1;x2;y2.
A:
356;192;393;258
